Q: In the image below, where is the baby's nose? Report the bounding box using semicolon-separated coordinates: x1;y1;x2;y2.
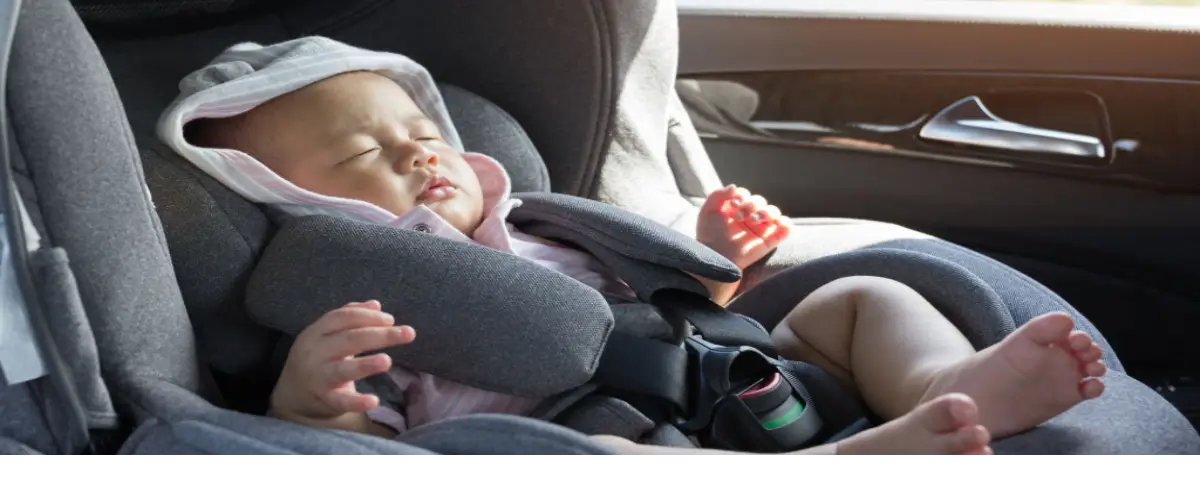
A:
418;152;439;169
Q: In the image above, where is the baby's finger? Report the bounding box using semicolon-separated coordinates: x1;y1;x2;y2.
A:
344;300;382;311
700;184;739;214
324;390;380;414
764;205;783;222
320;353;393;388
753;218;791;244
748;204;783;225
321;326;415;360
735;195;766;221
730;187;753;209
303;306;396;338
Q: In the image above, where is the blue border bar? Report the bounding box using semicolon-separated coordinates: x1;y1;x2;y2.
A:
2;458;1200;496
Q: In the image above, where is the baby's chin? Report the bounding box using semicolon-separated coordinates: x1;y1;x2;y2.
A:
430;203;485;237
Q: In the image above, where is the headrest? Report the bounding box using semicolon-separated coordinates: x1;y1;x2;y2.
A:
244;215;614;398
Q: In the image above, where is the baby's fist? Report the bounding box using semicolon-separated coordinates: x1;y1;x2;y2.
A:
696;185;791;270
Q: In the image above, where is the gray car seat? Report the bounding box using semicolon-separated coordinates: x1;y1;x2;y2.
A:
3;0;1198;454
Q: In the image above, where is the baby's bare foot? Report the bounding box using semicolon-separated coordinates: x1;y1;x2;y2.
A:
838;393;991;455
921;312;1107;439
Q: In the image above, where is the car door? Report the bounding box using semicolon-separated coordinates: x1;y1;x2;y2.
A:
675;0;1200;427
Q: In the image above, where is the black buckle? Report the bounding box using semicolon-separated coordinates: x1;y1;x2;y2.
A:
676;336;823;452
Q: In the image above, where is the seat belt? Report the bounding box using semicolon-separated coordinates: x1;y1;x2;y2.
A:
0;0;94;454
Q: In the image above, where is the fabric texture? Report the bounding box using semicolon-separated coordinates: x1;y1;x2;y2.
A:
0;384;55;454
397;414;617;455
0;436;41;455
117;379;434;455
589;0;709;235
441;85;550;194
29;247;117;429
10;0;199;395
550;395;656;441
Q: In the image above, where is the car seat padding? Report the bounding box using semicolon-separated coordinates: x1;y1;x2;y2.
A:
245;213;615;398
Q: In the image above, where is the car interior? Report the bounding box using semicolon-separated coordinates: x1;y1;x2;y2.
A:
1;0;1198;455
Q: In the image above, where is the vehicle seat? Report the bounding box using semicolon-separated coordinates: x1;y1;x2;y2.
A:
4;0;1195;454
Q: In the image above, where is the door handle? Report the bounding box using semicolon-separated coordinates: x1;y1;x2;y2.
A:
918;96;1106;159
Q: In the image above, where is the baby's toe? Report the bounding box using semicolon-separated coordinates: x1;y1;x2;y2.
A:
1067;331;1094;351
1018;313;1074;345
1080;378;1105;399
940;425;990;454
1084;360;1107;378
919;393;979;433
1074;343;1103;364
962;445;994;456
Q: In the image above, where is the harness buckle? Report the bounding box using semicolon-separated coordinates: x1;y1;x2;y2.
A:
677;335;823;452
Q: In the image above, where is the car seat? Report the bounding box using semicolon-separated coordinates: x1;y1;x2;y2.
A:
1;0;1197;454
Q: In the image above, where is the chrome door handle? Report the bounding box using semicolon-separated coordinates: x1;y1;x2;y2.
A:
919;96;1106;159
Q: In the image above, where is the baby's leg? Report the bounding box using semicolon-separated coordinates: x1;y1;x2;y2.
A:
771;276;1106;440
592;394;991;455
770;276;976;419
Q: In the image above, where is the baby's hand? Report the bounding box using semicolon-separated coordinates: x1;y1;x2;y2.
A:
696;185;791;270
269;300;414;429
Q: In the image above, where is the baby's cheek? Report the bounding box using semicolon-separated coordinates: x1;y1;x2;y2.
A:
359;183;413;217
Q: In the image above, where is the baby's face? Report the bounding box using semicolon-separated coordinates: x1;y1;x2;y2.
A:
205;71;485;235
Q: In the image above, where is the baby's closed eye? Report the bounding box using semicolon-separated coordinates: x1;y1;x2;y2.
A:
336;147;381;167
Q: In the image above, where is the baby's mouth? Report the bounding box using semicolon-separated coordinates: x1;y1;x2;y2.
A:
418;176;457;203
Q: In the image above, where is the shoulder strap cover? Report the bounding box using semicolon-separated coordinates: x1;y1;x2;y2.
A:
244;214;614;398
509;192;740;300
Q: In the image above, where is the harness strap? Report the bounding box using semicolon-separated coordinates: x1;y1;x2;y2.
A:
651;288;777;357
592;332;689;411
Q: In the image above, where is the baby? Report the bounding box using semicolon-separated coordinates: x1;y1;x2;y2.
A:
160;37;1107;455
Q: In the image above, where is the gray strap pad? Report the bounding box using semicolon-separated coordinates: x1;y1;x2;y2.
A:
244;215;614;398
510;192;741;300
